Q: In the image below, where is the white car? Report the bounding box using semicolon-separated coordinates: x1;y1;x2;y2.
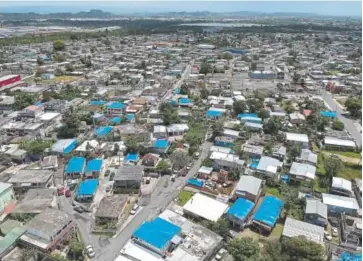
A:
130;204;139;215
86;245;95;258
215;248;227;261
332;227;339;237
324;231;332;241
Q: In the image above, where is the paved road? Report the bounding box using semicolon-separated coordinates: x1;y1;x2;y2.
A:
320;89;362;147
97;141;213;261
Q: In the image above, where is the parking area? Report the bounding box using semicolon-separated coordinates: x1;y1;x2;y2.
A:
140;176;159;195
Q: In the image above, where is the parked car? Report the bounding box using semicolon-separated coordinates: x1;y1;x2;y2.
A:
324;231;332;241
109;172;115;181
74;206;84;213
332;227;339;237
215;248;227;261
130;204;139;215
106;185;112;192
65;190;71;197
86;245;95;258
57;187;65;196
171;174;176;182
145;177;151;184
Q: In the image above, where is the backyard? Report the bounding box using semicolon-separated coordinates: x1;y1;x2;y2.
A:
177;190;195;206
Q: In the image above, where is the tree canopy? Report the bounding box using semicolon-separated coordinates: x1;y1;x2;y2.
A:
155;160;170;173
227;238;260;261
233;100;247;115
13;92;37;110
345;97;362;118
159;103;180;125
263;118;282;135
53;40;65;51
199;62;213;75
332;119;344;131
280;236;326;261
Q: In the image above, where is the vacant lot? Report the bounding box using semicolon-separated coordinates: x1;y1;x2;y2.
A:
177;190;195;206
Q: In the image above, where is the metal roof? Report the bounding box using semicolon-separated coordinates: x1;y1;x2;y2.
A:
282;217;324;244
235;175;262;196
305;199;328;219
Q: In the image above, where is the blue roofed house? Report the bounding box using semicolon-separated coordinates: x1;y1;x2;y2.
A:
227;198;255;229
253;195;284;232
132;217;181;255
95;126;113;138
107;101;126;116
51;139;77;155
85;159;104;179
124;153;140;165
65;157;86;178
215;136;234;148
206;108;225;120
152;139;170;154
320;111;337;118
76;179;99;201
178;97;192;107
92;113;106;125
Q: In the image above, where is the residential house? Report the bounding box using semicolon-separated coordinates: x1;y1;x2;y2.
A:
340;213;362;249
20;209;75;252
322;193;359;216
210;151;245;171
153;125;168;139
113;165;144;194
288;162;316;181
285;132;309;149
282;217;324;244
95;195;128;226
197;166;214;180
256;156;283;179
226;198;255;229
331;177;354;197
166;124;189;137
152;139;170;154
233;175;262;202
353;178;362;208
296;149;318;166
304;199;328;227
18;105;43;118
323;137;357;151
289;112;305;124
7;170;53;194
117;124;150;143
141;153;160;171
241;144;264;159
0;183;14;215
215;136;234;148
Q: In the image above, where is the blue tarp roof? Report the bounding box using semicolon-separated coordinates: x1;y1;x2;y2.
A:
187;178;204;188
237;113;258;119
125;153;139;162
227;198;255;220
207;109;222;117
179;97;191;104
95;126;112;137
320;111;337;118
133;217;181;250
34;101;42;106
109;117;121;124
52;139;77;154
253;195;284;228
85;159;103;173
65;157;85;174
77;179;98;197
90;100;105;106
127;114;135;121
108;101;125;110
175;88;181;94
338;252;362;261
153;139;169;149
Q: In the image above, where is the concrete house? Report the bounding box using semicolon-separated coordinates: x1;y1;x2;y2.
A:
304;199;328;227
113;165;144;194
233;175;262;202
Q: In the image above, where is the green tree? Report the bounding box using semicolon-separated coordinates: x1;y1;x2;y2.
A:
52;254;69;261
68;237;84;261
202;218;230;238
212;119;224;138
228;168;241;181
324;155;343;178
210;89;221;96
36;56;44;66
281;236;325;261
332;119;344;131
263;118;282;135
227;237;260;261
54;53;66;62
247;99;263;113
233;100;247;115
159;103;180;125
258;109;270;120
170;151;189;170
180;84;190;96
57;110;80;138
20;248;39;261
345;97;362;118
124;137;138;154
13;92;36;110
155;160;169;173
199;62;212;75
65;63;74;72
200;88;209;99
288;144;301;161
222;52;233;60
53;40;65;51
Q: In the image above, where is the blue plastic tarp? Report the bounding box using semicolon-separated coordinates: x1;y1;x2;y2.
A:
237;113;258;119
207;109;222;118
77;179;98;197
338;252;362;261
108;101;125;110
127;114;135;121
179;97;190;104
133;217;181;250
95;126;112;137
154;139;169;149
109;117;121;124
320;111;337;118
227;198;255;220
85;159;103;173
125;153;139;162
253;195;284;227
187;178;204;188
65;157;85;174
90;100;105;106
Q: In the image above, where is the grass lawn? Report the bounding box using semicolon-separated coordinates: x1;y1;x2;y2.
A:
177;191;195;206
316;154;326;175
264;187;283;199
338;163;362;180
324;150;361;159
314;177;329;193
270;223;284;239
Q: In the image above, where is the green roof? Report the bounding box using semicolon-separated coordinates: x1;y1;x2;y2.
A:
0;219;22;235
0;227;26;255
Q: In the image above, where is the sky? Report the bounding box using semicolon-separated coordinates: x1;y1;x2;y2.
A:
0;1;361;17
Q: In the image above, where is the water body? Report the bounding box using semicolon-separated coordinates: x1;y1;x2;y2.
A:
180;23;268;27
